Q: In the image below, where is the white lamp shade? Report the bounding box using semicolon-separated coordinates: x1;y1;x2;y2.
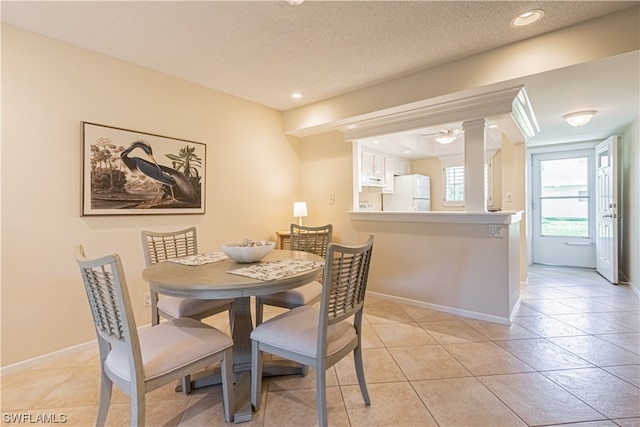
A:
293;201;307;218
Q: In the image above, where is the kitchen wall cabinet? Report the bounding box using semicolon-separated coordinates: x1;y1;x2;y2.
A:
373;153;385;178
395;158;410;175
361;150;375;176
360;148;412;192
361;149;386;187
361;150;385;178
383;156;395;193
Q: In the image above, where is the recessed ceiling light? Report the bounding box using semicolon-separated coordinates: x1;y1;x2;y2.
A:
510;9;544;27
291;92;302;99
563;110;597;127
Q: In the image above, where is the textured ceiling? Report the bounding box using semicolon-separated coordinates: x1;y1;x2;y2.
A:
2;1;639;155
1;0;636;111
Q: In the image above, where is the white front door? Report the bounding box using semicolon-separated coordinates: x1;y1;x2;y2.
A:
532;149;596;267
595;136;619;284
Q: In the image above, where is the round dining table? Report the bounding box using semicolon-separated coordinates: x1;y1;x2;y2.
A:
142;249;324;423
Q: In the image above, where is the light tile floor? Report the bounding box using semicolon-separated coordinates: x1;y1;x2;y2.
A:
2;265;639;426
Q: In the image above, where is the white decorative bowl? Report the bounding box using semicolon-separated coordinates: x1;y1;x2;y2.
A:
221;240;275;263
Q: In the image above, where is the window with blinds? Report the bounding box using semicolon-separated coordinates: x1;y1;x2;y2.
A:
444;162;464;206
442;160;493;207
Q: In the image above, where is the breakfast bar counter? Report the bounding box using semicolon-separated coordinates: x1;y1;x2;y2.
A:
349;210;524;325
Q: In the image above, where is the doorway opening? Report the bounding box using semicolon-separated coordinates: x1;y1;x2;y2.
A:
531;149;596;268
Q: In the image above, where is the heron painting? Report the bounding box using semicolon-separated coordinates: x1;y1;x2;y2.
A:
120;140;197;203
82;122;205;215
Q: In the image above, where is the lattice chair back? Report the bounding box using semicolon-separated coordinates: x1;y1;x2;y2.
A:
321;235;374;329
141;227;197;266
75;245;141;379
290;223;333;257
141;227;234;339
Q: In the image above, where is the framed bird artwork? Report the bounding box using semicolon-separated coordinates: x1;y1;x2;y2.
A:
82;122;206;216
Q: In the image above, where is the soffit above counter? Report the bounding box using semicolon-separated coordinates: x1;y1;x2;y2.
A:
284;82;536;143
334;85;531;141
345;85;532;160
341;85;538;162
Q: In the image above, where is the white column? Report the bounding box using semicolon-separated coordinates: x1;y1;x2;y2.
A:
463;119;487;212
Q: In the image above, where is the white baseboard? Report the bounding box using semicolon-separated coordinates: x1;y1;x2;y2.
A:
629;281;639;298
617;271;638;297
0;340;97;377
1;321;154;376
366;291;511;325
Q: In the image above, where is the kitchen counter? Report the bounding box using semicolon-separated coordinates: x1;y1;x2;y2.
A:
350;210;524;324
349;210;522;225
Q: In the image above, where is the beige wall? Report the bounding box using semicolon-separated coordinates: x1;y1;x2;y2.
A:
1;25;301;366
297;131;358;244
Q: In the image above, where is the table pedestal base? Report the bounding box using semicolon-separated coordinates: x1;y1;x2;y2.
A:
174;297;305;423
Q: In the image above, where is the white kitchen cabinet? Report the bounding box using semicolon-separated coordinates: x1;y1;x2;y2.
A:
395;158;410;175
360;149;386;187
383;156;395;193
373;153;385;178
361;150;375;176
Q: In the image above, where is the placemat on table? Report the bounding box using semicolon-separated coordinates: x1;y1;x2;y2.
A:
166;251;230;266
228;259;324;281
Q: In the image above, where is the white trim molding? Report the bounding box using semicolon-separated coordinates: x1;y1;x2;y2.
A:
349;210;523;225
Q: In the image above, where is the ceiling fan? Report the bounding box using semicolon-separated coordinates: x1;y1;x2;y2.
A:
422;128;463;144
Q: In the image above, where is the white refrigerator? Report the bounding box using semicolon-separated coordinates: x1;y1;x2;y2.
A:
382;174;431;211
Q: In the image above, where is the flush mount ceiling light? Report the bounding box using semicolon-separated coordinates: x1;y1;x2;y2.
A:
435;134;456;144
286;0;304;5
291;92;302;99
510;9;544;27
563;110;597;127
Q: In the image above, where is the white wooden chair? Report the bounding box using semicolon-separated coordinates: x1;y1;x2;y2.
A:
142;227;235;393
250;235;374;427
255;223;333;326
141;227;235;326
74;245;234;426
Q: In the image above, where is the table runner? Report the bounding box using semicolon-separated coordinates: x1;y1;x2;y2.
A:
228;259;324;281
166;251;230;266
